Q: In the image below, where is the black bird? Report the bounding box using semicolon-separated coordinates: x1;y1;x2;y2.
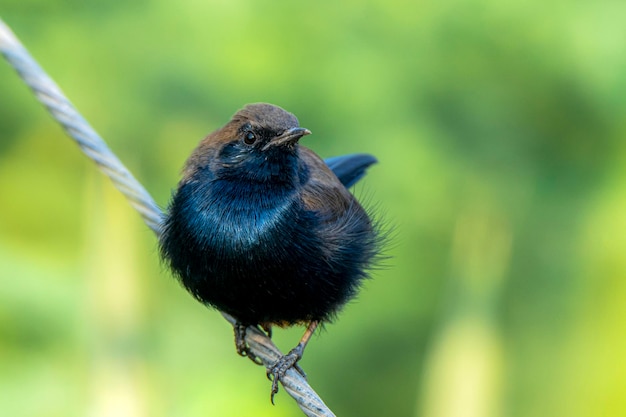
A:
159;103;380;400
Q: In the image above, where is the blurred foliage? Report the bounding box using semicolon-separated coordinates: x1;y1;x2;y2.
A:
1;1;626;416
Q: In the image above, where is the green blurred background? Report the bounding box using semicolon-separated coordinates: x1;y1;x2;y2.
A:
1;1;625;416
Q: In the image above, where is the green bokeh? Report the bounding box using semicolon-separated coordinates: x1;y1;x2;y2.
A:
1;1;625;416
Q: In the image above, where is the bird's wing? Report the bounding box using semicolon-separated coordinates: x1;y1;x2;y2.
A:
324;154;377;188
298;147;360;220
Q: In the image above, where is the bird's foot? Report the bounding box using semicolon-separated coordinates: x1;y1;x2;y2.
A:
234;323;263;365
266;343;307;404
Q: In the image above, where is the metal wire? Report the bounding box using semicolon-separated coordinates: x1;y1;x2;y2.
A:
0;17;335;417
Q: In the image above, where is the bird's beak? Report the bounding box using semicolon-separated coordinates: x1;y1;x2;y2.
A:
263;127;311;150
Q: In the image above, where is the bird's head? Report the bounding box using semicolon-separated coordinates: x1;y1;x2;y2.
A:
229;103;311;152
183;103;311;183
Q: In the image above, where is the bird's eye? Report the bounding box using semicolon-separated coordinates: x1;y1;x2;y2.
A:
243;131;257;145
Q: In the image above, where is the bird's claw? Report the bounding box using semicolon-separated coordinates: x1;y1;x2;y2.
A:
266;345;306;404
235;323;263;365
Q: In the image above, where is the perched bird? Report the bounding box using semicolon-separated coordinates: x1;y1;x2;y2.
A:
159;103;380;401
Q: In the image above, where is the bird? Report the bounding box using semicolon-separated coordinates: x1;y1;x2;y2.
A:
159;103;381;401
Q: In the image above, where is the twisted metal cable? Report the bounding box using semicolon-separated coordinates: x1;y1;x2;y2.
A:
0;17;335;417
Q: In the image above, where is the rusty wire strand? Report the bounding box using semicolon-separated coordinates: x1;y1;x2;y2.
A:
0;17;335;417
